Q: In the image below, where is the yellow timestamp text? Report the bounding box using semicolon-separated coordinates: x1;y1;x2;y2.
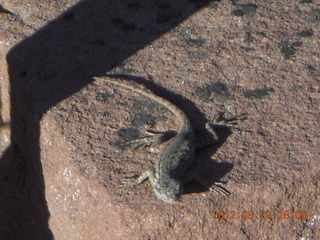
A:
211;210;308;220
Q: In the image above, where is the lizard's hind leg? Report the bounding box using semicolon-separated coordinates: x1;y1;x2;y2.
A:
127;130;176;152
182;170;230;196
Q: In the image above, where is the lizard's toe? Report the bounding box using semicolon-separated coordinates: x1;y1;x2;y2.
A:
120;176;139;188
208;182;230;195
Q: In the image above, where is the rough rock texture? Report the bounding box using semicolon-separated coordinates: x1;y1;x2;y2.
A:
0;0;319;239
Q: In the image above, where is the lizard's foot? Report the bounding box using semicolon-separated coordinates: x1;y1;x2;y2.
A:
121;176;140;188
120;168;152;188
207;112;248;129
188;172;230;196
208;181;230;195
127;130;176;150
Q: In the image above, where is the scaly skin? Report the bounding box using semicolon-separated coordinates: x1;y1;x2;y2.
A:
94;76;195;203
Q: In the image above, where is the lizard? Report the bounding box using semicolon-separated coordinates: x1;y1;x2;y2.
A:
94;75;234;203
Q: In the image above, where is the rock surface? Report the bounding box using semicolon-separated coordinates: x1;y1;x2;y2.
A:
0;0;319;239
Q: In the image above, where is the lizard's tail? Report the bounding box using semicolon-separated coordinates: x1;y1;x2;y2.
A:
94;76;191;133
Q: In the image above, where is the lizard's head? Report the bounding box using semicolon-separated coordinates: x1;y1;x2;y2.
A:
153;178;183;204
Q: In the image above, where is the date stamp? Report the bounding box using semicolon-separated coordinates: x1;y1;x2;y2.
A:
211;210;308;220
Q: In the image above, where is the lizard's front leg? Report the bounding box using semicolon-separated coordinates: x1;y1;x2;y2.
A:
195;113;247;149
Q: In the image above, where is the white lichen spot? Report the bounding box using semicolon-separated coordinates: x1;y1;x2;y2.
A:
304;214;320;229
74;177;81;186
72;189;81;201
1;135;9;144
0;41;9;46
63;168;72;183
44;137;52;146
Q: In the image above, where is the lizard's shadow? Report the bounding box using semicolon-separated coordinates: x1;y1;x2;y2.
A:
105;74;234;195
